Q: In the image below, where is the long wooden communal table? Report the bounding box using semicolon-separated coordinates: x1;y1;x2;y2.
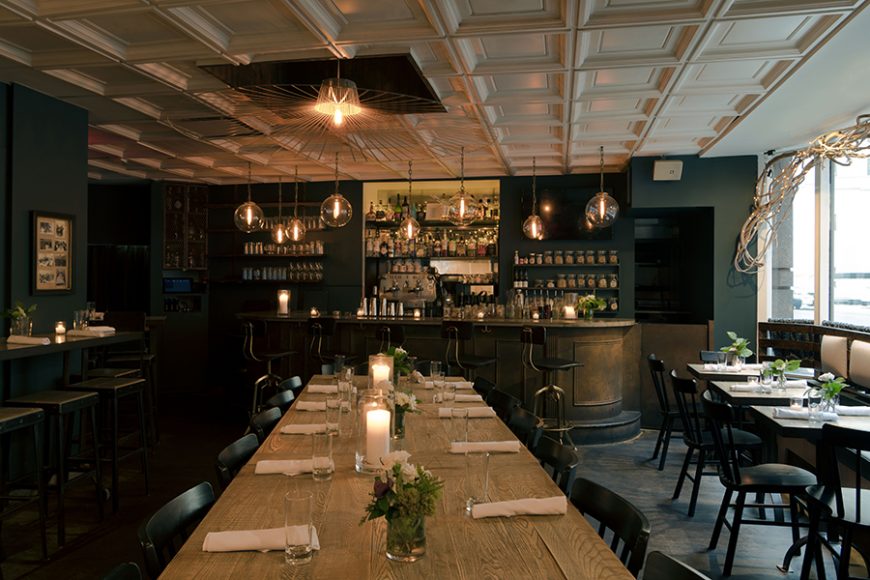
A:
162;376;634;579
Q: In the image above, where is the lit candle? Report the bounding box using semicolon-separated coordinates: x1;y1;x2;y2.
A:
366;408;391;466
310;307;320;318
563;306;577;319
476;311;485;320
371;363;391;386
532;312;540;320
277;290;290;315
55;321;66;335
356;307;365;317
413;308;421;319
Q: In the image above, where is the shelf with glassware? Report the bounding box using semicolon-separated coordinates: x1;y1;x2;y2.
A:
365;226;498;260
164;184;208;271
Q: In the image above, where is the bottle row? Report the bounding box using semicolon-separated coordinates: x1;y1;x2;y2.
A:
513;249;618;266
242;241;325;256
507;290;619;320
365;228;498;258
365;194;500;223
259;216;322;232
512;269;619;290
240;262;324;282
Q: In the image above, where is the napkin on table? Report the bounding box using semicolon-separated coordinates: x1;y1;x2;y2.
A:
454;393;483;403
295;401;326;412
703;363;718;370
743;363;764;370
6;335;50;346
307;384;338;395
280;424;327;435
471;496;567;519
451;381;474;390
67;326;116;337
835;406;870;416
438;407;496;419
772;408;838;422
784;379;808;388
729;385;760;392
255;459;315;476
202;526;320;552
449;441;520;454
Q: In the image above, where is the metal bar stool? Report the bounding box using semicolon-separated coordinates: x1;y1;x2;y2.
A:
242;321;294;416
521;326;582;447
0;407;47;559
441;321;495;380
5;390;103;546
376;325;406;353
307;318;355;376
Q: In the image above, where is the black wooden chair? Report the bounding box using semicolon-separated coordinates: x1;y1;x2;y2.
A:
670;370;762;517
307;318;356;371
570;478;650;577
102;562;143;580
138;481;215;578
648;354;680;471
507;406;543;451
472;376;496;400
643;551;712;580
441;321;495;379
699;350;721;362
263;389;295;414
278;375;304;399
485;388;521;422
376;324;406;352
249;407;282;444
533;435;580;496
215;433;259;490
702;392;815;577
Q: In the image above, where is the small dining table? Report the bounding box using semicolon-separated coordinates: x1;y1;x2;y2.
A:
161;375;633;579
687;363;815;383
708;381;811;407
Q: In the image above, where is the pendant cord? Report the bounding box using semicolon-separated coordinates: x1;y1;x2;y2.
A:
408;160;413;196
246;162;252;202
334;152;339;194
277;177;282;219
599;146;605;192
293;166;299;219
531;157;537;215
459;146;465;193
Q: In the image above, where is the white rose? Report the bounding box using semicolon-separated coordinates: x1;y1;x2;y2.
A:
381;450;411;471
819;372;835;383
400;462;419;482
395;347;407;356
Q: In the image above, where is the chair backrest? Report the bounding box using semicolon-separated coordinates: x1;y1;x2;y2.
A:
264;389;295;414
533;435;579;496
249;407;282;443
102;562;143;580
670;371;705;447
571;478;650;577
377;325;406;352
520;326;547;370
278;376;304;398
818;423;870;522
821;334;849;377
647;354;671;414
215;433;259;490
700;390;743;487
643;551;712;580
307;317;336;337
486;388;521;421
441;320;474;340
849;339;870;388
699;350;720;363
241;321;258;362
138;481;215;578
472;376;496;399
507;406;543;451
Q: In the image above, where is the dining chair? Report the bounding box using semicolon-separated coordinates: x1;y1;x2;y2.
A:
242;320;295;416
472;376;496;400
263;389;295;414
278;375;305;399
138;481;215;578
643;551;712;580
702;392;815;577
699;350;721;363
441;321;496;379
485;388;521;422
533;435;580;497
648;354;680;471
215;433;259;490
101;562;143;580
506;406;543;451
249;407;282;443
570;478;650;577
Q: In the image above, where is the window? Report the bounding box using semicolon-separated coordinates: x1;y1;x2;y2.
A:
830;159;870;325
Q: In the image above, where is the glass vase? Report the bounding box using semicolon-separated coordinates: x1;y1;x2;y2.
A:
822;394;839;414
10;316;33;336
385;515;426;562
393;408;406;440
355;389;392;474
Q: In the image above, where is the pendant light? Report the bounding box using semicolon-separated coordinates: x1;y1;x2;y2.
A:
584;146;619;228
399;161;420;240
287;166;306;242
447;147;478;227
522;157;544;240
271;177;286;244
320;152;353;228
233;162;264;233
314;60;362;127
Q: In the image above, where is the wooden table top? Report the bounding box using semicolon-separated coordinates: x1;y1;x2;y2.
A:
687;363;814;383
0;331;143;362
750;405;870;441
162;376;633;579
709;381;809;406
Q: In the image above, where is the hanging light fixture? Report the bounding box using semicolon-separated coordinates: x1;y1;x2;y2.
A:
447;147;478;227
584;146;619;228
314;60;362;127
233;162;265;233
320;152;353;228
399;161;420;240
271;177;287;244
287;166;306;242
522;157;544;240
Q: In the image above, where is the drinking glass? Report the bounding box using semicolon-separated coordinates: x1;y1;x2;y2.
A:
761;372;773;387
284;491;314;564
333;355;346;380
441;382;456;404
449;408;468;444
311;433;334;482
465;451;490;514
325;396;341;435
715;352;726;371
807;390;823;426
73;310;87;331
790;396;804;410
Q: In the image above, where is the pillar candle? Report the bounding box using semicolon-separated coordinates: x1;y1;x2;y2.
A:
277;290;289;315
371;363;391;386
366;409;391;465
54;321;66;335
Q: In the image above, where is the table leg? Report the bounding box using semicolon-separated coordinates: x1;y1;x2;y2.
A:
63;351;71;386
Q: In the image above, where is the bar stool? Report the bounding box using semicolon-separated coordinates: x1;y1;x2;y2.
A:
376;325;405;353
66;377;149;513
5;390;103;546
307;318;355;376
242;321;294;416
441;321;495;380
0;407;48;559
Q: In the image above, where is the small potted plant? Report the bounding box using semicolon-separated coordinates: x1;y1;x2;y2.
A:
721;331;752;368
816;372;846;412
392;391;419;440
4;301;37;336
576;294;607;320
766;358;801;389
361;451;443;562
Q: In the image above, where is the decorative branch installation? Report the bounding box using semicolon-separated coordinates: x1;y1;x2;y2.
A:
735;114;870;273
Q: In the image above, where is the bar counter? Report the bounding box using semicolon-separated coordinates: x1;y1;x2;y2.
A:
240;312;640;444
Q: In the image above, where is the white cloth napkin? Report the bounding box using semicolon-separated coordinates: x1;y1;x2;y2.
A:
280;424;327;435
772;408;838;422
743;363;764;370
438;407;496;419
6;335;50;346
784;379;808;388
729;385;761;392
295;401;326;412
255;459;314;476
307;384;338;394
423;381;435;390
67;326;116;337
835;406;870;416
202;526;320;552
451;381;474;390
703;363;718;370
454;393;483;402
449;441;520;454
471;496;567;519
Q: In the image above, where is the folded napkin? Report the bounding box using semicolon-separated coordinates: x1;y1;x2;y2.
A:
450;381;474;390
454;393;483;402
703;363;719;370
255;459;314;476
410;370;425;384
772;408;838;422
449;441;520;454
6;335;50;346
67;326;116;337
295;401;326;412
471;496;567;519
438;407;496;419
743;363;764;370
784;379;808;388
835;406;870;416
307;384;338;394
424;381;435;390
280;424;327;435
729;385;761;392
202;526;320;552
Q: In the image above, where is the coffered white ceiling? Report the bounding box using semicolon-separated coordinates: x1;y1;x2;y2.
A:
0;0;865;184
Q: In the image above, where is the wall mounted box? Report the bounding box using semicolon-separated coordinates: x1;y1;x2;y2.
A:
653;160;683;181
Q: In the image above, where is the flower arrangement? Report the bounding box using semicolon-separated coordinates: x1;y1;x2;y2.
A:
3;301;36;319
386;346;413;376
817;372;846;402
394;391;420;413
721;331;753;359
576;294;606;319
767;358;801;379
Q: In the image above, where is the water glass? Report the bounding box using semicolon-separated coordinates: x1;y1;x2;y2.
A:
747;375;759;386
465;451;490;513
311;433;334;481
284;491;314;564
333;355;346;380
790;396;804;410
73;310;87;330
325;396;341;435
715;351;726;371
440;382;456;404
807;391;823;425
449;408;468;444
761;372;773;387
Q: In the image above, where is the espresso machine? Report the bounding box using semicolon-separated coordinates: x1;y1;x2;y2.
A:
376;270;438;315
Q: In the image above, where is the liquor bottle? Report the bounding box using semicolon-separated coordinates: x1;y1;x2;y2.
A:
402;195;410;218
514;250;519;265
456;235;465;257
448;233;457;257
366;202;376;221
393;195;403;222
376;200;386;221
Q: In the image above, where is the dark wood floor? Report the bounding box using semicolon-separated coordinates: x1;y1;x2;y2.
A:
0;397;843;579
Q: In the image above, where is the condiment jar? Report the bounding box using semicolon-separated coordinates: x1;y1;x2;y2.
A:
597;250;607;264
556;274;567;289
544;251;554;265
609;250;618;264
554;250;564;265
609;274;619;288
598;274;608;289
567;274;577;288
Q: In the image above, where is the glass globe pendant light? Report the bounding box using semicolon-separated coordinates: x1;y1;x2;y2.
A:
320;152;353;228
522;157;544;240
233;162;264;233
271;177;287;244
447;147;478;227
584;146;619;228
286;166;306;242
399;160;420;240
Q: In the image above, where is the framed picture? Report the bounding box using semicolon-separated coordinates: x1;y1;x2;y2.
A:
32;211;73;293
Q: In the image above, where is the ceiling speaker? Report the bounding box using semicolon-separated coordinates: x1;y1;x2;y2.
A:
653;160;683;181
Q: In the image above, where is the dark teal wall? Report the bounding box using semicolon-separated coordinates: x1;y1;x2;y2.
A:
630;155;758;349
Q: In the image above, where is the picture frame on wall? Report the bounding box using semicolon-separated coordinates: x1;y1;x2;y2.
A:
32;211;73;293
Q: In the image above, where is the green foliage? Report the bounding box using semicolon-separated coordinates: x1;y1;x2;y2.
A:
576;294;607;317
769;358;801;375
818;373;846;401
3;301;36;319
721;331;753;358
386;346;413;376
